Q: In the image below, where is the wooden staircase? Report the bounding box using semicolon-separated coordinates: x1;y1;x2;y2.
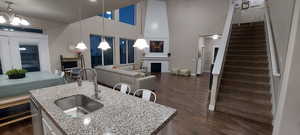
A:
216;22;273;124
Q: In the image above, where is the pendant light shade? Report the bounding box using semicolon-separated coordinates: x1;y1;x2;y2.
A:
76;41;88;51
133;38;148;50
0;16;6;24
98;39;111;51
10;16;20;26
20;19;30;26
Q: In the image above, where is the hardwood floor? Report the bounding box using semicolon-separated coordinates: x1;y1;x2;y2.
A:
155;73;272;135
0;73;273;135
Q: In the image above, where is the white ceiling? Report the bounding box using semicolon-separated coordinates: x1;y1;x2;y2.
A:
0;0;141;23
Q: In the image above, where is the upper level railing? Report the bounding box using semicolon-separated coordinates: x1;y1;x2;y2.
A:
264;3;281;77
208;1;235;111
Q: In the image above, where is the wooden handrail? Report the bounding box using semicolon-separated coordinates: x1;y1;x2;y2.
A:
265;2;281;77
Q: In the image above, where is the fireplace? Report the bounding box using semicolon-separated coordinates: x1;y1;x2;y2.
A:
151;63;162;73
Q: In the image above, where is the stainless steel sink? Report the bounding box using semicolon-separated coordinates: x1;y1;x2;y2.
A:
54;94;103;118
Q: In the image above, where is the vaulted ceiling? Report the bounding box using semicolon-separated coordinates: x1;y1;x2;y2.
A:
0;0;141;23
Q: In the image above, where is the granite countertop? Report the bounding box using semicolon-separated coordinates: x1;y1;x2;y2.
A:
30;82;176;135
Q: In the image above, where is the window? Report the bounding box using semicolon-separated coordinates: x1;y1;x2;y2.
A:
90;35;102;68
19;45;40;72
103;36;114;65
119;39;135;64
120;39;127;64
119;5;136;25
90;35;114;67
99;11;114;20
128;40;135;63
0;60;2;74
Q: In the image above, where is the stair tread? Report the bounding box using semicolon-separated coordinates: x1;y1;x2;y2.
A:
223;71;269;77
226;60;268;64
216;98;273;124
221;78;269;85
221;85;270;93
217;96;272;115
224;65;268;70
218;91;271;105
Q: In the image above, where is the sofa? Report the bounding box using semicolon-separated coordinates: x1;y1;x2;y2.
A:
95;65;157;94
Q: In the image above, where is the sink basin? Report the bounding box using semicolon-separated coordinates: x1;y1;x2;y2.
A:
54;94;103;118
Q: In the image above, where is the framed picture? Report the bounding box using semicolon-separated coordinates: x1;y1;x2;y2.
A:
242;0;250;10
150;41;164;53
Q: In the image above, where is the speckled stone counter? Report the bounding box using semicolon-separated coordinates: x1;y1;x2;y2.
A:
30;82;176;135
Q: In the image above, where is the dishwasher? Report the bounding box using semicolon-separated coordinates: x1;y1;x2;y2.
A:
30;96;44;135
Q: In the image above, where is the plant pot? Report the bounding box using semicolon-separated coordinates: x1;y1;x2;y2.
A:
8;74;26;79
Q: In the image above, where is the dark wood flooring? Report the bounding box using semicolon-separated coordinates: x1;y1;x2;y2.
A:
0;73;273;135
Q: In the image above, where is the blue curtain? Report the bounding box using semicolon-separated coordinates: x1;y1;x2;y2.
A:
90;35;102;68
103;37;114;65
128;40;135;63
120;39;127;64
119;5;136;25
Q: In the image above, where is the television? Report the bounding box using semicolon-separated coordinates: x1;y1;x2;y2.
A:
150;41;164;53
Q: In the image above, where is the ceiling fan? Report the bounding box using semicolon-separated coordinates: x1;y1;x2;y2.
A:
0;1;30;26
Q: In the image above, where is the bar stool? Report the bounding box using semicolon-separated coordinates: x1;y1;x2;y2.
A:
134;89;157;102
113;83;132;95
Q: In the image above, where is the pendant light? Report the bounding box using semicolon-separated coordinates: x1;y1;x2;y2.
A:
98;0;111;51
0;1;31;26
133;0;149;50
76;0;88;51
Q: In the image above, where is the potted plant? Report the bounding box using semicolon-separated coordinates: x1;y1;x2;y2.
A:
5;69;27;79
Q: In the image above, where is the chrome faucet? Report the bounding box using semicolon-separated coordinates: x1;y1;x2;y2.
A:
76;68;100;100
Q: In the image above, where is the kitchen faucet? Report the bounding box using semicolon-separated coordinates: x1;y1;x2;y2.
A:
76;68;100;100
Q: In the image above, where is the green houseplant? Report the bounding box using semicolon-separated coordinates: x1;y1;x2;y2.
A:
5;69;27;79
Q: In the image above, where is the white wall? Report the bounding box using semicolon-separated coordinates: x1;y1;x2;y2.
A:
267;0;295;111
273;0;300;134
166;0;229;74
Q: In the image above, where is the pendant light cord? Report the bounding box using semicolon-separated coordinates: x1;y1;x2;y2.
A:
102;0;105;39
140;0;144;35
79;0;83;41
141;0;147;35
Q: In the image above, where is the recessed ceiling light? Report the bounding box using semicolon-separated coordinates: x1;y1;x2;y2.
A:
212;34;219;40
89;0;97;2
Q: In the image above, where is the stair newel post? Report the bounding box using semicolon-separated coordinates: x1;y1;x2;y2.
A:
209;74;220;111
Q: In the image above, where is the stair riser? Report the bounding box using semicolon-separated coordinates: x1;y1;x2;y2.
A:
230;40;266;44
232;29;265;33
221;80;270;90
233;23;264;27
223;74;269;82
220;88;270;95
227;50;267;55
225;62;268;67
231;32;265;36
229;46;266;51
226;56;268;62
224;67;269;74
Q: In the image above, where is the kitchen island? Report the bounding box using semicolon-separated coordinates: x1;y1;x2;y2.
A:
30;82;176;135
